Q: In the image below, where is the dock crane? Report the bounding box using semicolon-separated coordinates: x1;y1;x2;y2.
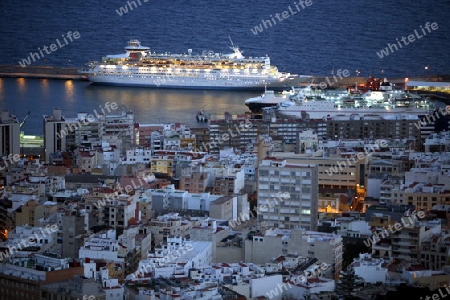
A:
20;111;30;129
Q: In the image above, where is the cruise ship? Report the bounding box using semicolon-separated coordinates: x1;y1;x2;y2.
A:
79;39;305;90
245;85;345;112
274;76;434;119
245;89;302;112
276;93;433;119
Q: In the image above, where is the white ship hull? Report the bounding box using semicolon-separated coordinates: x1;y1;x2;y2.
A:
84;73;291;90
277;106;430;119
276;93;432;119
245;90;296;112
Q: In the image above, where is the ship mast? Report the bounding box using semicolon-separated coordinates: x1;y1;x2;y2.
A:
227;35;244;59
228;35;236;51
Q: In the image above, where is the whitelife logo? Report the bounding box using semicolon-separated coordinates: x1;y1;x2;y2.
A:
376;22;438;58
228;192;290;228
129;243;193;279
363;209;426;247
0;224;59;262
250;0;313;35
325;141;388;176
56;102;119;139
92;174;155;209
308;69;351;90
18;31;81;67
116;0;149;16
193;119;253;156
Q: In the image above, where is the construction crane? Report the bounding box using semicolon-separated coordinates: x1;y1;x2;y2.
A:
19;111;30;129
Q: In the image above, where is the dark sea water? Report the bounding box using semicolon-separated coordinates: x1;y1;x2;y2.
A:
1;0;449;77
0;0;449;135
0;77;254;135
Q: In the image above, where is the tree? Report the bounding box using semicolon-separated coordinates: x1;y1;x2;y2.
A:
341;238;367;269
335;266;362;300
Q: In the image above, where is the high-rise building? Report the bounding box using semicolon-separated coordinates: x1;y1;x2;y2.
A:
0;109;20;158
257;158;318;230
99;110;135;152
61;212;86;259
43;108;67;164
43;108;135;164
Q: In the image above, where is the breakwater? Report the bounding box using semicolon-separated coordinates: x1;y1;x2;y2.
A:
0;64;85;80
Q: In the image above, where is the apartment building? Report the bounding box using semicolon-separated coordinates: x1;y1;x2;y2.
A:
43;108;134;164
403;183;450;210
43;108;67;164
208;112;425;155
98;110;135;151
122;147;152;165
257;158;318;230
98;194;138;231
212;167;245;196
0;109;20;159
150;155;173;175
179;169;211;193
14;199;57;227
209;196;236;220
133;124;164;148
148;213;192;245
61;211;86;259
0;255;83;300
421;230;450;270
287;229;343;280
78;229;124;263
391;220;441;264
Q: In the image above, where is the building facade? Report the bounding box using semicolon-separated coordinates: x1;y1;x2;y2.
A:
257;158;318;231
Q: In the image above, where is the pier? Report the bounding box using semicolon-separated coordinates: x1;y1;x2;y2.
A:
0;64;85;80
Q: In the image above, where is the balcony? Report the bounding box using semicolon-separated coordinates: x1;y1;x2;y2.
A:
392;240;413;246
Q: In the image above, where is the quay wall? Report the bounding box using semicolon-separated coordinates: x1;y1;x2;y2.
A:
0;64;85;80
0;64;447;88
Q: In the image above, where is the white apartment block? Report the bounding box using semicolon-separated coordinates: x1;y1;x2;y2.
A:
130;237;212;279
258;158;318;230
123;147;152;164
79;229;124;263
351;253;389;283
336;219;372;238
